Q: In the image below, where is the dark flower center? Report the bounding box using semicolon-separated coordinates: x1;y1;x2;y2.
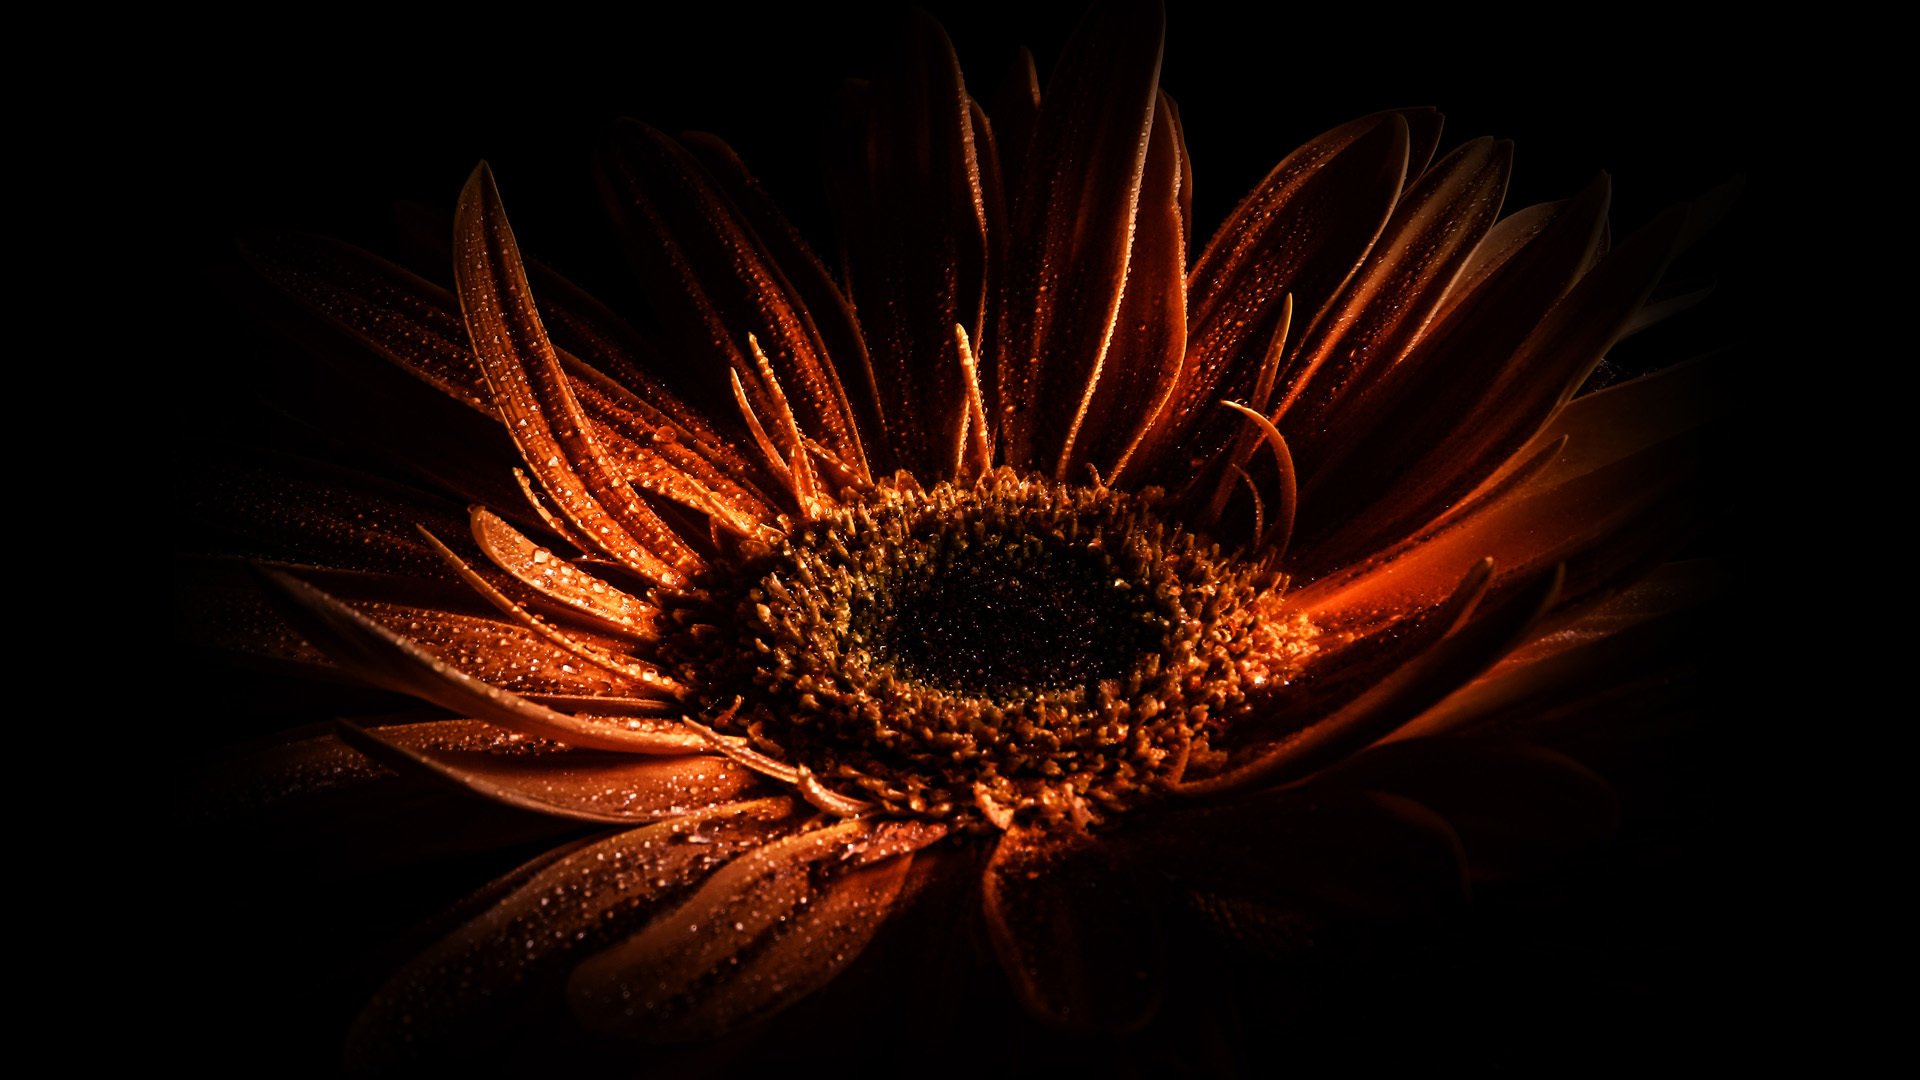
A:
656;469;1317;830
852;535;1161;700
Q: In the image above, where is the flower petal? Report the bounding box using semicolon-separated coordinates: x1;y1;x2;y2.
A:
455;165;703;585
567;816;946;1041
1489;558;1721;671
468;507;656;637
183;444;471;577
598;121;870;479
338;719;762;824
1132;111;1409;484
244;231;765;525
1293;411;1707;631
995;0;1165;473
182;557;666;701
1185;562;1561;795
1293;184;1711;567
1399;106;1444;188
1528;353;1723;488
1275;136;1512;470
261;569;700;752
982;825;1163;1032
347;799;802;1069
418;527;676;690
239;231;492;413
1065;91;1190;480
1396;596;1711;745
684;132;887;482
830;10;990;479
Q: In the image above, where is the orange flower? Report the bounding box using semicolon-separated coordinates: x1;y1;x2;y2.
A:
181;2;1734;1070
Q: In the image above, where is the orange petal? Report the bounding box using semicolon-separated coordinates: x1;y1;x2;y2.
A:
454;164;701;585
598;122;870;479
468;507;656;637
1294;352;1724;623
418;527;676;690
1400;106;1444;189
244;231;762;527
1395;598;1710;744
261;569;700;753
1491;558;1721;670
1528;354;1723;489
339;719;763;824
1294;424;1704;630
184;557;661;701
1134;112;1408;484
1186;562;1560;795
567;816;946;1040
1277;136;1512;466
994;0;1165;472
1296;182;1706;568
829;10;989;479
347;799;801;1070
1065;91;1189;481
183;444;470;577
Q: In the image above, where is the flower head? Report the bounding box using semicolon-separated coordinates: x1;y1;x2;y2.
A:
180;2;1736;1070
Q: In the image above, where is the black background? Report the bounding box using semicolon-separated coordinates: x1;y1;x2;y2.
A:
167;2;1775;1072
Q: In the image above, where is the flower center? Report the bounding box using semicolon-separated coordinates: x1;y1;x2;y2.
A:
852;532;1160;700
657;469;1316;830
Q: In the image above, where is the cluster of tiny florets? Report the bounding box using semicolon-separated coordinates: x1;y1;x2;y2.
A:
657;468;1318;830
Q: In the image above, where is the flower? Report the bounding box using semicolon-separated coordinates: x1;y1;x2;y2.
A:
179;2;1736;1071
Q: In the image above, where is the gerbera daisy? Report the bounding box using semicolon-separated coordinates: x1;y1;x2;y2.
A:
176;2;1747;1071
